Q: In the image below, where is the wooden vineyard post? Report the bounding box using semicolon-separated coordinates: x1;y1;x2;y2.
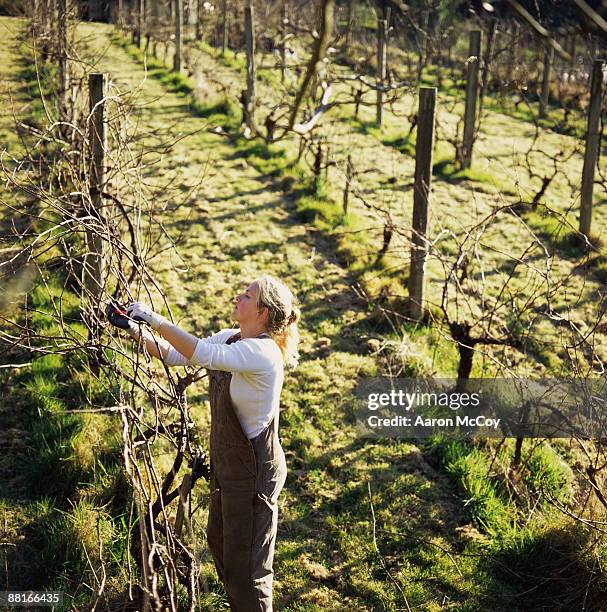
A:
136;0;144;48
58;0;68;128
133;0;139;46
591;35;598;63
173;0;182;72
421;9;430;69
196;0;202;40
376;14;387;126
84;73;107;346
461;29;481;169
408;87;437;322
221;0;229;56
539;42;554;118
345;0;354;48
568;33;577;80
506;21;519;87
343;154;353;215
479;18;496;115
281;1;288;82
587;35;599;92
245;2;256;134
580;59;605;240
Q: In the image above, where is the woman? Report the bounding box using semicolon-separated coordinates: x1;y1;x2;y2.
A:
107;274;300;611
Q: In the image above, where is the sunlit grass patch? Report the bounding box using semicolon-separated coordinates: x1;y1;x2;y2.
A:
381;130;417;157
430;437;516;538
198;40;247;72
192;95;241;127
525;443;574;505
159;70;194;95
432;157;518;196
233;138;292;177
426;436;578;554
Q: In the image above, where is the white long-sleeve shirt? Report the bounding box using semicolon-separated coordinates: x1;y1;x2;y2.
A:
162;328;284;439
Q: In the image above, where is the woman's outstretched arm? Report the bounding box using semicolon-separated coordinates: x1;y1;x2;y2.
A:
125;302;199;361
155;321;199;359
128;324;192;366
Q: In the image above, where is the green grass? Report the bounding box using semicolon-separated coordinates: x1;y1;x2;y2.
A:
581;251;607;283
430;437;516;537
115;33;394;295
17;41;54;128
417;59;590;141
352;114;520;198
16;278;123;499
192;95;241;126
381;130;417;157
525;444;574;504
5;316;129;602
421;434;601;610
350;111;522;199
197;39;247;71
523;207;590;257
113;33;243;125
233;139;293;177
428;437;577;531
431;158;518;196
159;69;195;95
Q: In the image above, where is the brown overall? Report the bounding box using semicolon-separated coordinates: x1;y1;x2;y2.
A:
206;332;287;611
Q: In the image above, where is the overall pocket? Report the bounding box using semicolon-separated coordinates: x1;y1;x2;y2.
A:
215;445;257;493
257;454;287;505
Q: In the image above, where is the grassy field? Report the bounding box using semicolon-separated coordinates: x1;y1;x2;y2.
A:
164;24;607;380
0;13;606;611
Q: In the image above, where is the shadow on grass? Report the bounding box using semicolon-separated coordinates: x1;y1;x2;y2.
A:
279;433;607;610
382;132;416;157
275;435;491;608
489;525;607;611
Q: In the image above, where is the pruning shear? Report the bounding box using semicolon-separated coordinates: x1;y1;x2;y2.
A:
106;299;145;330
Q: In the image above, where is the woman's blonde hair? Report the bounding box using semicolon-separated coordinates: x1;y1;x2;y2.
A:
254;274;300;370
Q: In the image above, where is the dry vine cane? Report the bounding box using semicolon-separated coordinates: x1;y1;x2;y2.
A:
1;13;216;610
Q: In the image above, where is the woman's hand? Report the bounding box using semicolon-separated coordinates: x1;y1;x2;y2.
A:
106;301;137;332
107;300;199;363
126;302;168;331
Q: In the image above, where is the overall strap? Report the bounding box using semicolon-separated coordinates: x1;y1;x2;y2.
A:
227;331;271;344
